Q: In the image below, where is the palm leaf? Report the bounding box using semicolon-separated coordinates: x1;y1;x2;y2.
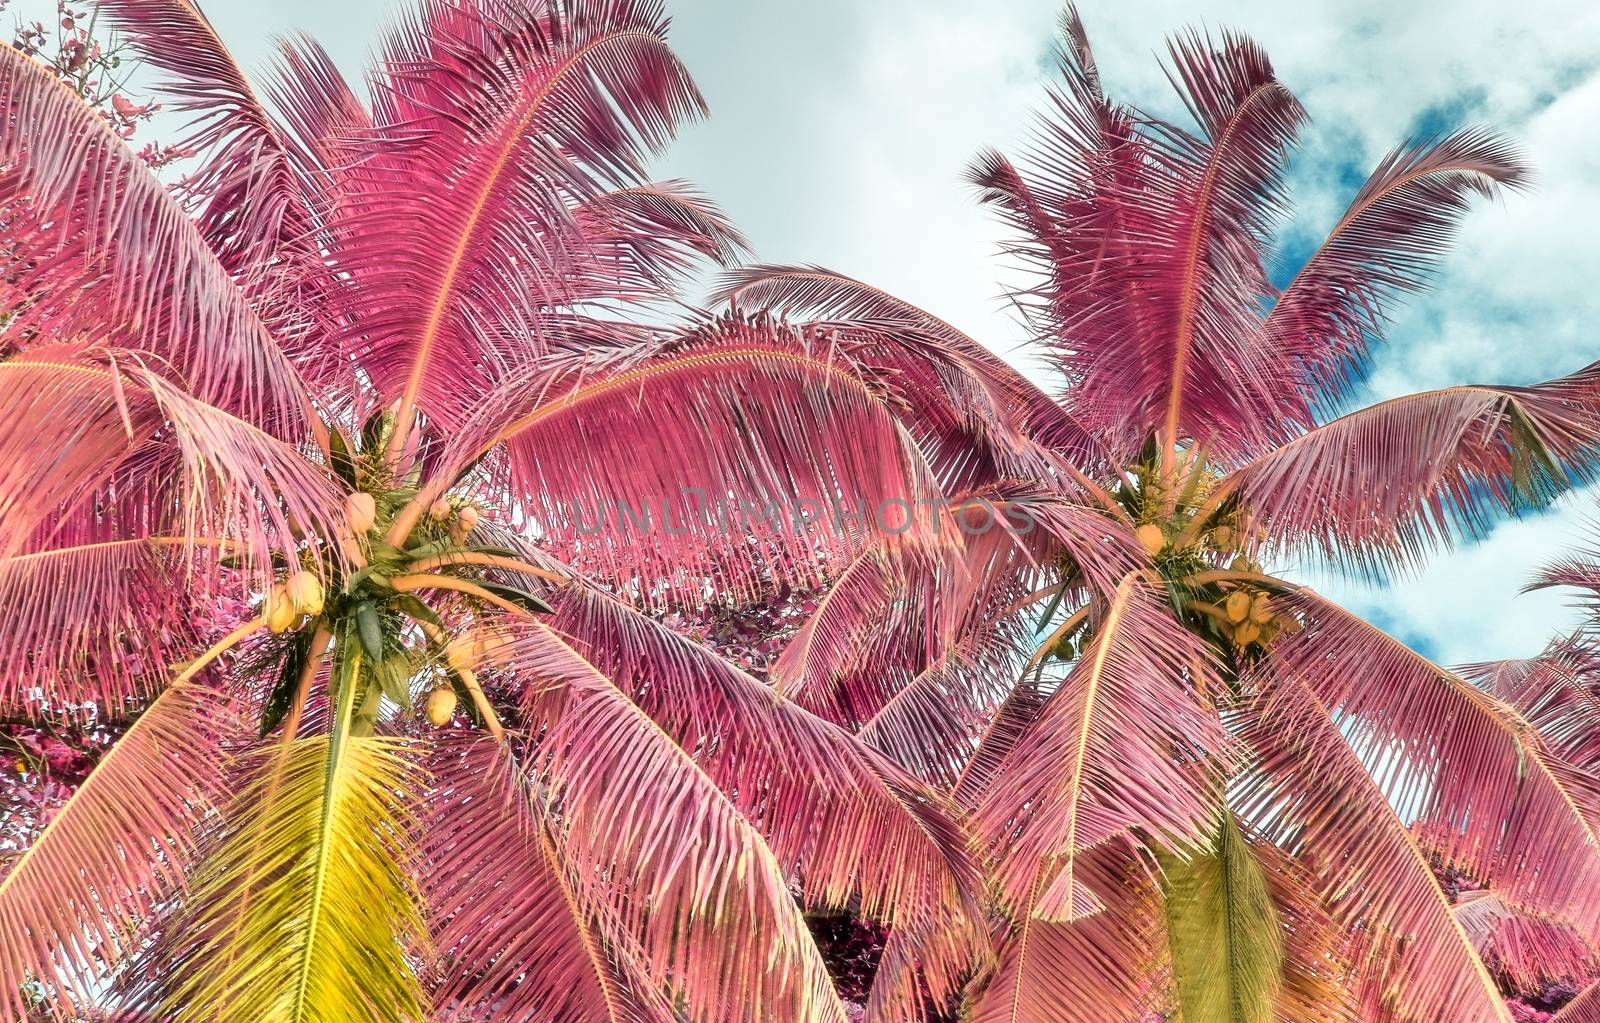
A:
336;0;705;438
1264;588;1600;938
1461;638;1600;773
1259;128;1529;406
500;617;849;1023
1156;811;1282;1023
975;574;1229;920
0;536;206;712
1215;367;1600;576
1453;890;1600;993
0;350;341;572
423;734;675;1023
543;588;981;935
0;43;311;429
966;840;1170;1023
435;316;957;595
130;640;427;1022
95;0;311;273
1235;672;1514;1023
710;263;1109;479
0;682;234;1021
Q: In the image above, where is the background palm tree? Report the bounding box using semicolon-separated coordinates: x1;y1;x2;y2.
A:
0;1;999;1019
720;9;1600;1022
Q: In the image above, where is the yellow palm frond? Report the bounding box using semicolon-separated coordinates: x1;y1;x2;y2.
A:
139;650;426;1023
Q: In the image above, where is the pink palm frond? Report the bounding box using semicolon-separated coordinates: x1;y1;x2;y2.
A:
330;0;705;436
975;575;1229;920
0;45;313;431
542;587;982;936
501;617;850;1023
0;537;207;713
96;0;313;274
0;683;236;1023
422;735;677;1023
1455;890;1600;993
1259;129;1529;406
1212;367;1600;575
1235;672;1514;1023
1257;590;1600;945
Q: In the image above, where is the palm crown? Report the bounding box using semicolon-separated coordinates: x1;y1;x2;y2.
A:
719;9;1600;1023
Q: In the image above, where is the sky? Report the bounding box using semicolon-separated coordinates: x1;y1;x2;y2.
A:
24;0;1600;664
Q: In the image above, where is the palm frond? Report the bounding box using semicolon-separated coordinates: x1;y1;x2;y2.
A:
0;349;341;572
975;575;1229;921
1236;671;1516;1023
710;264;1109;480
1454;890;1600;993
0;537;207;712
1156;811;1283;1023
0;43;311;429
1556;980;1600;1022
571;181;750;296
423;735;675;1023
858;619;1030;790
1261;588;1600;941
440;315;958;597
1218;367;1600;576
500;617;849;1023
335;0;705;436
1461;638;1600;773
1260;128;1529;406
967;841;1170;1023
0;682;233;1022
128;645;427;1023
95;0;311;273
543;588;982;935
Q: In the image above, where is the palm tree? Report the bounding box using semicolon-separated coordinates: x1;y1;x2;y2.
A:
718;10;1600;1022
0;2;989;1020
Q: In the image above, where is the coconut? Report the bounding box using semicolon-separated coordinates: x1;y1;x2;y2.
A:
1211;525;1234;548
344;491;377;535
429;498;453;523
477;627;515;670
1248;592;1272;625
424;686;458;726
1224;590;1252;624
445;632;478;674
285;571;324;615
457;504;481;533
1234;620;1262;646
266;584;298;634
1135;524;1165;556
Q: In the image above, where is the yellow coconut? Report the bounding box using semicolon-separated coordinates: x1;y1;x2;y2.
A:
445;632;478;674
1135;524;1165;556
344;491;377;535
1211;525;1234;548
477;627;515;670
1224;590;1252;624
1234;620;1262;646
457;504;481;533
266;584;298;634
1248;592;1272;625
285;570;324;615
424;687;458;726
429;498;454;523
